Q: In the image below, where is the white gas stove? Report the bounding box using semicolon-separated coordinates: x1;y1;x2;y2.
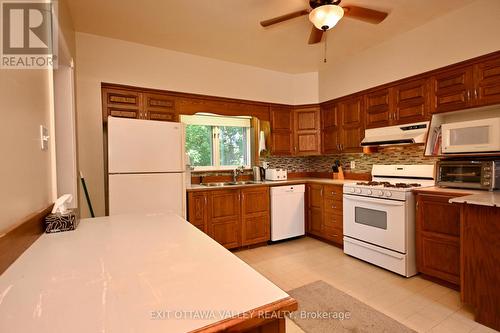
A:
343;164;435;277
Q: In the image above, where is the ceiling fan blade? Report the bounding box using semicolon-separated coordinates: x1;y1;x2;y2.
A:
308;26;324;44
343;5;388;24
260;9;309;27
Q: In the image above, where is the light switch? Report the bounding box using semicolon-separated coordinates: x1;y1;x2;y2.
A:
350;161;356;169
40;125;49;150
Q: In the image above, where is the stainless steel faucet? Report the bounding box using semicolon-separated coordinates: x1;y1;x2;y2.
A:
232;166;245;182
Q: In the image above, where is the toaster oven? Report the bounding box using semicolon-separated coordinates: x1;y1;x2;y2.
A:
436;160;500;190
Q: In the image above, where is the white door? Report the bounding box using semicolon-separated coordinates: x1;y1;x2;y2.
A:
109;173;185;217
343;194;406;253
108;117;184;173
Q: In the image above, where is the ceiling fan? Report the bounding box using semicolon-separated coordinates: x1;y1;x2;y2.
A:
260;0;389;44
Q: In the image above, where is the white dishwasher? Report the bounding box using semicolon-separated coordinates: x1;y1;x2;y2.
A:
270;184;305;241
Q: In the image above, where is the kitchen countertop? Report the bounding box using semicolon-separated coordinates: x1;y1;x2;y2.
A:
449;192;500;207
412;186;500;207
187;178;357;192
412;186;486;196
0;213;291;333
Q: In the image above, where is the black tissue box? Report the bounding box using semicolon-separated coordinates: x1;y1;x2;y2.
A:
45;210;79;233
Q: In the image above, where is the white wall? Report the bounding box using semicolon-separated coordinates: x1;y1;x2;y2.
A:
75;33;319;217
0;70;54;233
0;0;76;233
319;0;500;101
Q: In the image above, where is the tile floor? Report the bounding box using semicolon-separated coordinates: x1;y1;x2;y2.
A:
235;237;498;333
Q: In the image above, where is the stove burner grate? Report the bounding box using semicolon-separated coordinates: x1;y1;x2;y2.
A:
355;181;422;188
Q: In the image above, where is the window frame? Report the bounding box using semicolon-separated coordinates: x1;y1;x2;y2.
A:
182;114;252;171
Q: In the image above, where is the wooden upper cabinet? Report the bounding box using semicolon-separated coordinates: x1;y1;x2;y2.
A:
293;106;321;156
365;88;391;129
270;105;294;156
143;93;178;122
474;54;500;106
102;87;142;120
208;190;241;249
393;78;430;124
338;96;364;153
431;66;474;114
321;103;341;154
241;187;270;246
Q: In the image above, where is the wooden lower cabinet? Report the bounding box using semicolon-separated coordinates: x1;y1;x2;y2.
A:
306;184;343;246
208;190;241;249
416;193;466;285
187;192;208;232
460;204;500;331
187;187;270;249
241;187;270;246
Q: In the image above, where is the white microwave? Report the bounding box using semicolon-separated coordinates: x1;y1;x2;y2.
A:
442;117;500;154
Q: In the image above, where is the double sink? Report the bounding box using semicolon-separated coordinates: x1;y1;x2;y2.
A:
200;180;262;187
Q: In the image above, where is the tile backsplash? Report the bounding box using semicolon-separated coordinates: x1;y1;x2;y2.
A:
191;146;437;179
261;145;436;174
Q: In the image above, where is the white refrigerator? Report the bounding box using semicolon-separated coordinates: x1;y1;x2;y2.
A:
107;117;186;217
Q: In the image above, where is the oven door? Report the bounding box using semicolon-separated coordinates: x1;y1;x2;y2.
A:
343;194;406;253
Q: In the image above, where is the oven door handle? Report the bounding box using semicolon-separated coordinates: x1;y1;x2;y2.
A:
344;194;405;206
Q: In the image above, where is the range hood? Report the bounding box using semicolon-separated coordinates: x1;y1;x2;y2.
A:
361;122;429;147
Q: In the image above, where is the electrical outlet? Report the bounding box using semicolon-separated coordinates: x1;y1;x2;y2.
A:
350;161;356;169
40;125;49;150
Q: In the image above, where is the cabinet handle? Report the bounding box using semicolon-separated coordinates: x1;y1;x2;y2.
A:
474;89;478;99
204;196;207;205
320;188;323;197
467;90;471;101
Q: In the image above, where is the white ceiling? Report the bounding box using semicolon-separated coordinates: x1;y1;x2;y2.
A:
66;0;475;74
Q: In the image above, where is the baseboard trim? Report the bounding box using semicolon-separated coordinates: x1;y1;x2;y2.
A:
0;204;53;275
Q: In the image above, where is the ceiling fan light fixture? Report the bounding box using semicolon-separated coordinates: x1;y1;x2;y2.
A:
309;4;344;31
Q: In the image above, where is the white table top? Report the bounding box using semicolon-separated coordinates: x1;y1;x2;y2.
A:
0;213;289;333
449;192;500;207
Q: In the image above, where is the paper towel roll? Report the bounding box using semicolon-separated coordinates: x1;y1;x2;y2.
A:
259;130;266;153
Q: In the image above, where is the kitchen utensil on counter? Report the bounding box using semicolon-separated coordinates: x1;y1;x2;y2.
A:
253;166;262;181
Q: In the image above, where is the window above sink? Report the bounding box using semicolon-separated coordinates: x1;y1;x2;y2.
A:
181;114;252;171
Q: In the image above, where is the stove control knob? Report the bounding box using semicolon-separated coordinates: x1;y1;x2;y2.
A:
366;189;373;195
349;188;355;193
377;190;384;196
385;191;393;197
355;188;362;194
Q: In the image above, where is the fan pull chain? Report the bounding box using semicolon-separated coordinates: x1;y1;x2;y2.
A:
323;30;328;63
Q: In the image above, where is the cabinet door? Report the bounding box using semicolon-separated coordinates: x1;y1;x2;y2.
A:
431;66;474;114
102;88;142;120
321;103;341;154
416;194;462;285
307;184;323;236
143;93;178;122
187;191;208;232
338;96;364;153
208;190;241;249
241;187;270;246
294;107;321;156
365;88;391;129
474;55;500;107
393;78;430;124
270;106;294;156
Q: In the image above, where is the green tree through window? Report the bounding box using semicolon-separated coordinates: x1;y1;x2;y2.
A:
219;126;248;166
184;116;251;170
185;125;213;166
